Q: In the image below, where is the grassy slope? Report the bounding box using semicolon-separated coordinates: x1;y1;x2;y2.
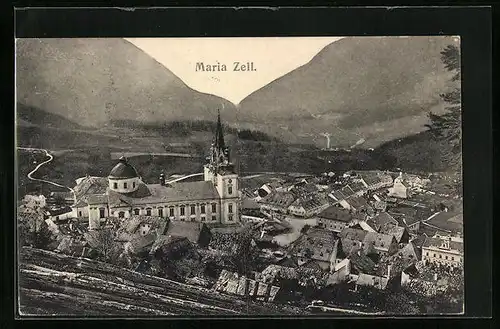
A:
19;247;305;316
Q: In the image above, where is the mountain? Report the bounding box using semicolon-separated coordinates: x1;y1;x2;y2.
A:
16;38;237;127
16;37;459;149
237;36;459;147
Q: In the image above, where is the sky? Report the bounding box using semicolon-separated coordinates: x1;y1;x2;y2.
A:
125;37;343;104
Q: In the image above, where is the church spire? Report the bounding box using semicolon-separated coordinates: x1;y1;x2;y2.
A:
215;109;225;151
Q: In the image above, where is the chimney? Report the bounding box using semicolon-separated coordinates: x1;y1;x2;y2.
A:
159;173;166;186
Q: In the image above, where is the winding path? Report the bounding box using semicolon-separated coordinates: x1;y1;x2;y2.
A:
18;147;76;204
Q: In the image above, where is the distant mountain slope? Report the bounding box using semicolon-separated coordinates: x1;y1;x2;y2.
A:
16;38;237;127
238;36;459;147
16;103;83;129
373;130;456;172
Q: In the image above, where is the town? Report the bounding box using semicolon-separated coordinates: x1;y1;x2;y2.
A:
17;113;464;315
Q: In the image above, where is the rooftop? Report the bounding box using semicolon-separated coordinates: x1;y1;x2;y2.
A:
318;206;353;223
109;157;139;179
108;180;220;206
422;236;464;253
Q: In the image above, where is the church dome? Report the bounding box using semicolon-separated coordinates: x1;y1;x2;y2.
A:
109;157;139;179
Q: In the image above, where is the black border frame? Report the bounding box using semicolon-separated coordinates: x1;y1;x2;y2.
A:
2;5;493;326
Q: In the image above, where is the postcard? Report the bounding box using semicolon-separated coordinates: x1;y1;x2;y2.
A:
16;35;464;316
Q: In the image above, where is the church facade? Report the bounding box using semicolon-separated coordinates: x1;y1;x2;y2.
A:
71;112;240;229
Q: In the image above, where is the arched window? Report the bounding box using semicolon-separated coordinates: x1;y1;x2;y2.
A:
158;208;164;217
169;207;175;217
146;208;152;216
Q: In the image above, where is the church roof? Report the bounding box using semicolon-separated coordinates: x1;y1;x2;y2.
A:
108;180;220;206
109;157;139;179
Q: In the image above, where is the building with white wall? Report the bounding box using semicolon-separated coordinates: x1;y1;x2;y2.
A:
70;112;240;229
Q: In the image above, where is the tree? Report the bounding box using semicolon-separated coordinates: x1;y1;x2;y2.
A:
425;44;462;169
86;228;122;263
18;212;54;249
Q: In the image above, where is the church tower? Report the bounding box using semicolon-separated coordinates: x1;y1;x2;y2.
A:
204;110;240;224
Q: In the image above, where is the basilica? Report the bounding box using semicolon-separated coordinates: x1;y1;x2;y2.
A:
71;112;240;229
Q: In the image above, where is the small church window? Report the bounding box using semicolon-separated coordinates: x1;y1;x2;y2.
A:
133;182;136;188
113;182;118;189
212;215;217;221
200;204;206;214
134;208;140;215
158;208;163;217
124;182;128;189
228;214;234;221
99;208;105;218
190;205;196;215
228;204;233;213
180;206;185;216
212;203;217;213
146;208;152;216
169;207;174;217
228;185;233;195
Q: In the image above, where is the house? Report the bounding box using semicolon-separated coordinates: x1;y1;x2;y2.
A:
326;258;351;285
379;225;410;244
287;195;330;218
422;235;463;268
388;173;411;199
316;206;354;233
341;196;374;215
359;173;393;191
339;227;399;257
366;212;398;232
213;270;281;302
258;191;296;215
46;206;74;222
349;180;367;197
163;221;212;248
388;207;431;233
288;227;345;272
348;251;391;290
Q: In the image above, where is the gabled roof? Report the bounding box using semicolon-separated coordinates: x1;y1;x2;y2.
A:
346;196;373;212
289;195;329;211
289;228;339;262
318;206;353;223
363;231;396;253
86;194;109;205
128;233;157;254
367;212;398;231
379;225;407;243
259;191;296;208
73;176;108;200
164;221;209;245
422;236;463;253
